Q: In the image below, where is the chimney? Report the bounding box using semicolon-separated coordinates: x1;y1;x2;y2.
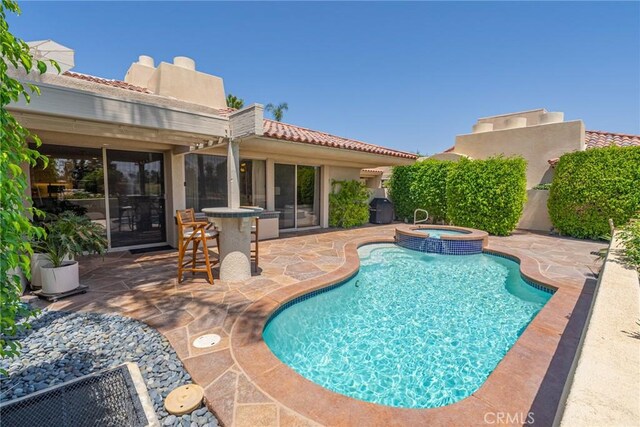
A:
173;56;195;70
472;122;494;133
124;55;156;89
539;112;564;124
504;117;528;129
124;55;227;109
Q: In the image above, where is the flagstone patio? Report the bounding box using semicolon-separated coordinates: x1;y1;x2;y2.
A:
29;225;603;426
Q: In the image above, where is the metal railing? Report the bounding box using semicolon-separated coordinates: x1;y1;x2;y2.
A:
413;209;429;225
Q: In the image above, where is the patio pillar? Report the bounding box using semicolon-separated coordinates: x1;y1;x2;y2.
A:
321;165;330;228
228;139;241;209
266;158;275;211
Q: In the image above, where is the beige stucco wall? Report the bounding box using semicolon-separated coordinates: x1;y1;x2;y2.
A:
426;152;468;162
328;166;362;182
476;108;547;130
518;189;552;231
454;120;585;188
124;57;227;110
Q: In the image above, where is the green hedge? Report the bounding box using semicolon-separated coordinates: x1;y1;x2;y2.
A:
388;165;416;221
410;160;453;222
446;156;527;235
329;180;371;228
548;146;640;239
388;160;452;222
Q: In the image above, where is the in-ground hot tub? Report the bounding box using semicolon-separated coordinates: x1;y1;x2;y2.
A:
395;225;488;255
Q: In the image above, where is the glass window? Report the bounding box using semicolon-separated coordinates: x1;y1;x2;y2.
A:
185;154;228;211
107;150;165;248
30;145;106;229
240;159;266;208
274;163;320;229
275;164;296;229
297;165;320;227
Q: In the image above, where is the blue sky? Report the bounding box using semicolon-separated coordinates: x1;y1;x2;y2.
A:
9;1;640;154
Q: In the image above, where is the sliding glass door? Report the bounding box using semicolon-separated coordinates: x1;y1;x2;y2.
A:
30;145;107;232
107;150;166;248
274;163;320;229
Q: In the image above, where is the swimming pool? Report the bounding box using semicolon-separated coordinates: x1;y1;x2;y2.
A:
263;243;552;409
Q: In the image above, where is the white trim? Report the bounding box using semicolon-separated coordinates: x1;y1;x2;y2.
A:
102;146;112;249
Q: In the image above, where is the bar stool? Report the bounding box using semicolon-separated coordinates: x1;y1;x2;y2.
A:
176;209;219;285
251;217;259;272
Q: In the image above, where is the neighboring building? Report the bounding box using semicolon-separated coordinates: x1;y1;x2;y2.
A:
433;109;640;231
11;47;416;251
364;108;640;231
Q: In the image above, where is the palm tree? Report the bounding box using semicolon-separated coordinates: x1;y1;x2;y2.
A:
226;94;244;109
265;102;288;122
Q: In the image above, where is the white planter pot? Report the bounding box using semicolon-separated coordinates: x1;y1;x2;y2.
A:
31;253;72;290
41;261;80;294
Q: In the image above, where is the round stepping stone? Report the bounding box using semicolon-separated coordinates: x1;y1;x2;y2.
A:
192;334;221;349
164;384;204;415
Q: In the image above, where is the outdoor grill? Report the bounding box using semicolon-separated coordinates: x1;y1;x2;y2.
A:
0;363;159;427
369;198;394;224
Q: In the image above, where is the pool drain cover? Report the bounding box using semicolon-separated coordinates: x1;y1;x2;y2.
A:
164;384;204;415
192;334;221;348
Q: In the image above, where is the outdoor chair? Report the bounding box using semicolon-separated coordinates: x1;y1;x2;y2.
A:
176;208;219;285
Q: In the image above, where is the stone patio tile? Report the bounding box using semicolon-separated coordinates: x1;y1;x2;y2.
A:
144;309;194;333
186;305;228;335
237;374;272;404
183;348;234;389
278;408;322;427
164;326;190;359
236;404;278;427
204;370;238;426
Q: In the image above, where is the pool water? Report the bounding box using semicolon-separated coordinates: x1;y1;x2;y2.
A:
415;228;467;238
263;243;551;408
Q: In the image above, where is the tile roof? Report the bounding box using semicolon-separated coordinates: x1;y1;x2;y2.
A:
548;130;640;165
262;119;418;159
61;71;415;159
63;71;152;93
361;168;384;174
584;129;640;149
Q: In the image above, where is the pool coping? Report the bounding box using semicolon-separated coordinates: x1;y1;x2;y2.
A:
396;224;490;245
230;235;591;425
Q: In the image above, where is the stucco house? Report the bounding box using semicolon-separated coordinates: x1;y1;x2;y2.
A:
10;47;416;251
364;109;640;231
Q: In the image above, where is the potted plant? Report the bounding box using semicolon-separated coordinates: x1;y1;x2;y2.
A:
35;212;108;294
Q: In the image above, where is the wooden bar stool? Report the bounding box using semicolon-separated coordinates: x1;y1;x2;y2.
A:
251;217;259;272
176;209;219;285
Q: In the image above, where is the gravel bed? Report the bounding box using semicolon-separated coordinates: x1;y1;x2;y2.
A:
1;310;219;427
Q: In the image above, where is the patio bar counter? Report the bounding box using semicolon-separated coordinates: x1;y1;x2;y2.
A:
202;206;262;281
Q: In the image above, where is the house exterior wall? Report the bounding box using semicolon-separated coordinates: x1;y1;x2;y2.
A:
450;111;584;232
454;120;585;188
518;189;553;232
125;57;227;110
12;70;414;249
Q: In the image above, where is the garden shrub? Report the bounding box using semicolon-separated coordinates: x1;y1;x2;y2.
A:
446;156;527;235
329;180;371;228
618;218;640;270
548;146;640;239
410;160;453;222
388;165;416;221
